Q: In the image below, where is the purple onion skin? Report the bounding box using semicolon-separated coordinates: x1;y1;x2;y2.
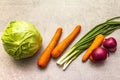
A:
103;37;117;52
91;47;108;62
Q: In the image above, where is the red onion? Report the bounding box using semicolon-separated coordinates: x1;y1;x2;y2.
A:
91;47;108;62
103;37;117;52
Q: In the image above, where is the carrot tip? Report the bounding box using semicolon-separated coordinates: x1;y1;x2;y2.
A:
82;58;86;62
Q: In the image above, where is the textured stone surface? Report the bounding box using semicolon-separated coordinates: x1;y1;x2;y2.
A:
0;0;120;80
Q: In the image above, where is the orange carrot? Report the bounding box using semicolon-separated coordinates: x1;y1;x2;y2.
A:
82;34;104;62
37;27;62;68
51;25;81;58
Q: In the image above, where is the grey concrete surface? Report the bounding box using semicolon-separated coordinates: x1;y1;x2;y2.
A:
0;0;120;80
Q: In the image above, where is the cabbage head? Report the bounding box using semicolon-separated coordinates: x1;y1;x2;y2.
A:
1;20;42;60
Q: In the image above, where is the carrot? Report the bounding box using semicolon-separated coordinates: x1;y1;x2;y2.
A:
51;25;81;58
37;27;62;68
82;34;104;62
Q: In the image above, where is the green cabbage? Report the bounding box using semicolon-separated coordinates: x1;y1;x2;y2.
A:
1;20;42;60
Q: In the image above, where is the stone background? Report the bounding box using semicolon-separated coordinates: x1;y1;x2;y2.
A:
0;0;120;80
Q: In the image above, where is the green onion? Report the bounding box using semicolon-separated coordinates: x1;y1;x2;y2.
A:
57;16;120;70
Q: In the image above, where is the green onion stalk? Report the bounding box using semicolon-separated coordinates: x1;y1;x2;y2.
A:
57;16;120;70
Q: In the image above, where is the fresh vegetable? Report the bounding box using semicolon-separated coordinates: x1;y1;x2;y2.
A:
37;27;62;68
82;34;104;62
57;16;120;70
90;47;108;62
103;37;117;52
1;20;42;60
89;55;94;62
51;25;81;58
